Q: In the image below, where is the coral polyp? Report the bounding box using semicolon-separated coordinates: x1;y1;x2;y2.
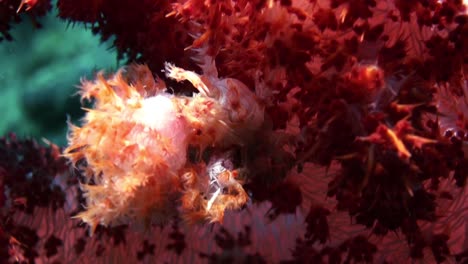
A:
64;63;263;232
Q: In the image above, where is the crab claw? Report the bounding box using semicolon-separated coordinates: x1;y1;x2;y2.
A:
164;62;211;97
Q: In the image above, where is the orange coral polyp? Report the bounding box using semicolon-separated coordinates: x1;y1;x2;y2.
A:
65;64;261;233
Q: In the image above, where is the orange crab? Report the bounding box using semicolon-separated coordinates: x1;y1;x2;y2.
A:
64;63;263;233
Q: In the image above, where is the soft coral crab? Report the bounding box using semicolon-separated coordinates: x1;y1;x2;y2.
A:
64;63;264;233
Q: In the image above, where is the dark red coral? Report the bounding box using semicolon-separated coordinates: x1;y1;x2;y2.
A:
0;133;68;214
0;0;51;41
56;0;197;80
0;133;69;261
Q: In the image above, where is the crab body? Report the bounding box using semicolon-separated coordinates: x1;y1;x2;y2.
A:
64;64;263;232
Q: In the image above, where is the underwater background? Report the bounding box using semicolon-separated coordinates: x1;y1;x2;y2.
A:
0;4;116;146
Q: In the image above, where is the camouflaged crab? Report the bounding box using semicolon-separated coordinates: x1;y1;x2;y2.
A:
64;62;264;233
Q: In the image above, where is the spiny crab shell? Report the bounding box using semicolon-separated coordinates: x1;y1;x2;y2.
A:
64;63;264;234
